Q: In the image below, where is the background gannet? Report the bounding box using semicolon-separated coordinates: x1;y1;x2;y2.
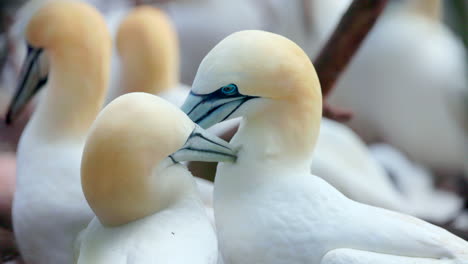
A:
6;1;111;263
311;118;464;223
181;30;468;264
328;0;468;175
311;118;406;210
108;5;188;106
76;92;235;264
369;143;464;223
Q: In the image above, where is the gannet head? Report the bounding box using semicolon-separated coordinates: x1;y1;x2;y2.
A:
181;30;322;158
81;93;236;226
116;6;179;95
181;30;322;129
5;0;110;124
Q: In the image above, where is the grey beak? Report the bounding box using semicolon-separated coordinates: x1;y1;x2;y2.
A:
181;91;256;129
5;45;49;124
170;125;237;163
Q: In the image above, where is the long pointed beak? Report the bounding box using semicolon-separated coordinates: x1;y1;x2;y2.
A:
170;125;237;163
5;45;49;124
181;91;256;129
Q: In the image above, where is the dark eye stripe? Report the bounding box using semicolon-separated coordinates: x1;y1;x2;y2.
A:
187;84;259;126
187;87;244;115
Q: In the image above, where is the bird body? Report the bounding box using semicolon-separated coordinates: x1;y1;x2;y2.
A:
181;30;468;264
216;155;468;263
75;93;232;263
9;2;111;263
14;137;93;263
76;178;217;264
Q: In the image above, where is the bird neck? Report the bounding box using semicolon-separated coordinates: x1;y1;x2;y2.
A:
121;64;178;95
119;40;179;96
33;48;109;140
234;96;322;167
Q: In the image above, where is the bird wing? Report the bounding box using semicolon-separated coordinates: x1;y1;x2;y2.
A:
343;200;468;260
321;248;453;264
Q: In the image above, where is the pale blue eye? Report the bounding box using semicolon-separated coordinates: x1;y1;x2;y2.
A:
221;84;238;95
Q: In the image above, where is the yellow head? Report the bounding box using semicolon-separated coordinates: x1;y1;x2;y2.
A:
26;1;109;53
6;0;111;137
81;93;236;226
192;30;320;101
116;6;179;95
181;30;322;158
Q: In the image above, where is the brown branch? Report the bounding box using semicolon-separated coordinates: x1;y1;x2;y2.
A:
314;0;388;121
315;0;388;96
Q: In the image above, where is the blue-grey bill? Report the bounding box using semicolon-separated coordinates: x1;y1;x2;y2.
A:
181;92;254;129
170;125;237;163
5;46;49;124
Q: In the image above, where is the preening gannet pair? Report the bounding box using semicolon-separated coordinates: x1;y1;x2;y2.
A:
5;1;216;263
6;1;468;263
181;30;468;263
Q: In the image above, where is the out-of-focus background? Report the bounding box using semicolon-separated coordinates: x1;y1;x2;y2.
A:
0;0;466;263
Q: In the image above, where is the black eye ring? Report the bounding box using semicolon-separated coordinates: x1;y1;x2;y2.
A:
221;84;238;95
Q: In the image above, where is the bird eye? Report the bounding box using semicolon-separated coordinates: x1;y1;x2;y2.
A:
221;84;238;95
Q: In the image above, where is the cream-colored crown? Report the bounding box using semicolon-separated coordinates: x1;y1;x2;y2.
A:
81;93;194;226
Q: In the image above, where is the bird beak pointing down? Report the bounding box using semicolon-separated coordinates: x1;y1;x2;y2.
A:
5;45;49;124
170;125;237;163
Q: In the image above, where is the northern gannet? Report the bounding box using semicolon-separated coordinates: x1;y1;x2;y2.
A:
181;30;468;264
75;92;235;264
6;1;111;263
328;0;468;174
108;5;189;106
